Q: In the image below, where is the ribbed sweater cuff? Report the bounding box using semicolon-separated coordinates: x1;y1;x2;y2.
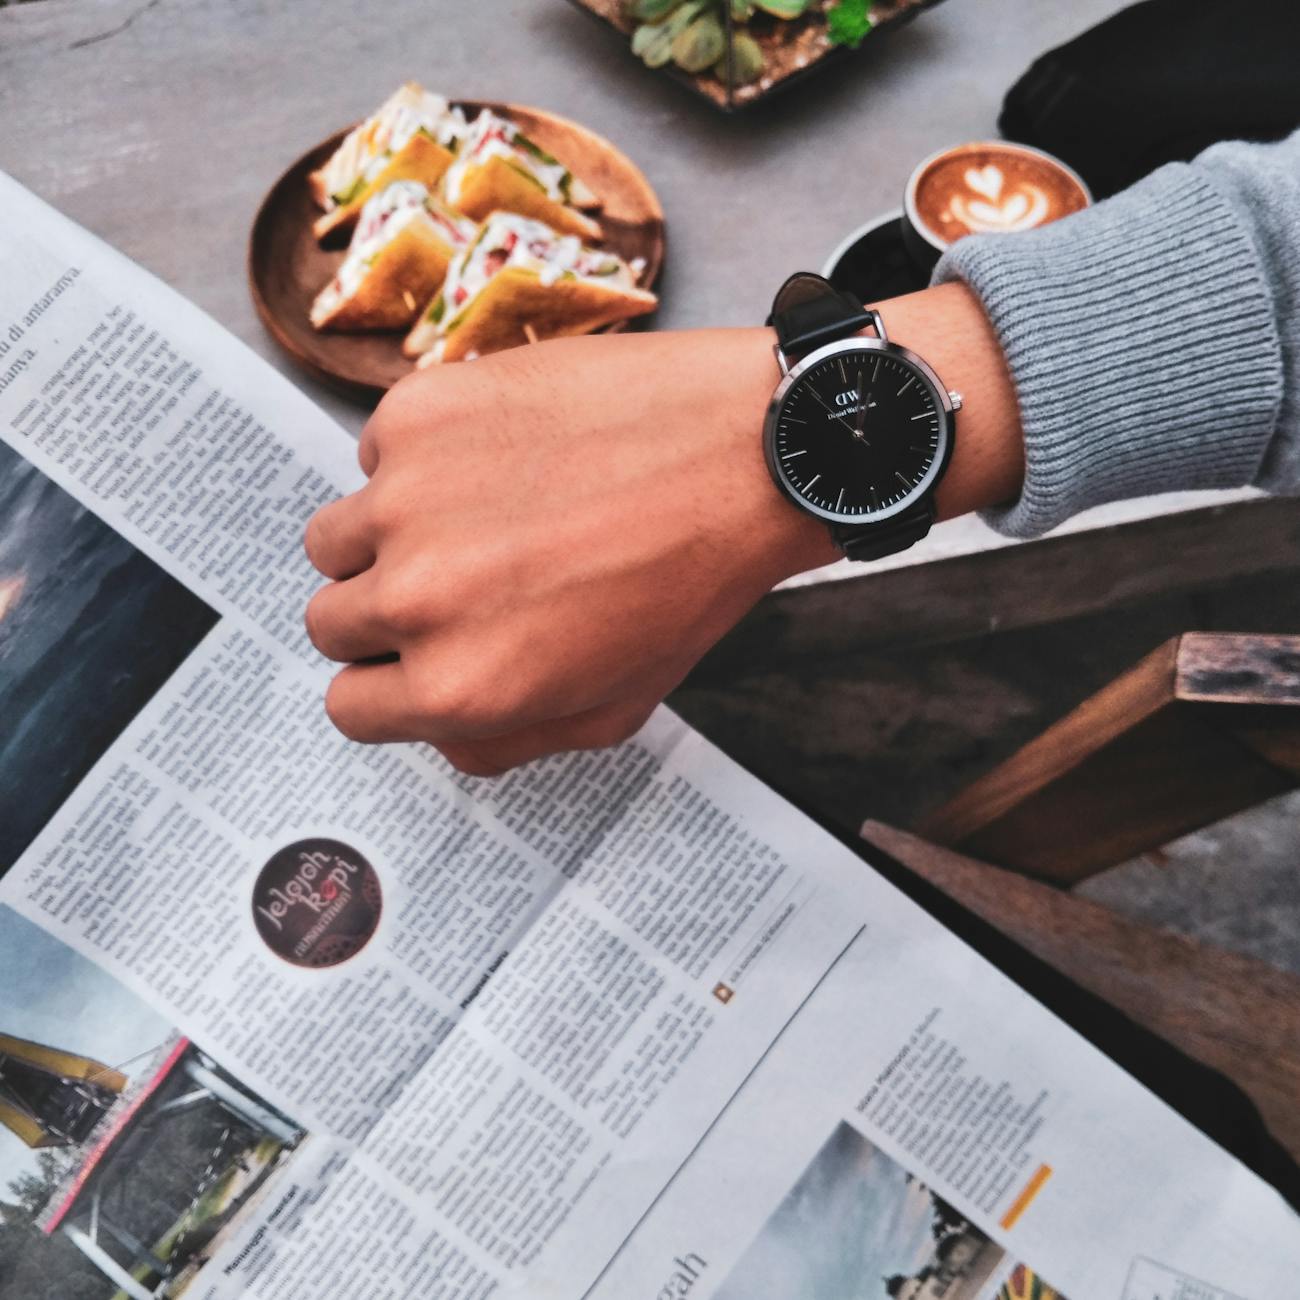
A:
932;163;1284;538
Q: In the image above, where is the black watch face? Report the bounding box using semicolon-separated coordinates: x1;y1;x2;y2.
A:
768;345;948;522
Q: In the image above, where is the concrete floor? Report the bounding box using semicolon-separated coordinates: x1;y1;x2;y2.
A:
1081;790;1300;974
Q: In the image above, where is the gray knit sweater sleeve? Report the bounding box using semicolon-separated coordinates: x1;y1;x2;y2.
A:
932;129;1300;538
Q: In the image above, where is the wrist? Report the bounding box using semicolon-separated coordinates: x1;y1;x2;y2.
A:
754;282;1024;582
722;280;1023;584
729;327;843;582
873;282;1023;523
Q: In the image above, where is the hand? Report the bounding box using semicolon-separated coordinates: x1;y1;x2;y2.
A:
303;327;837;775
302;283;1021;775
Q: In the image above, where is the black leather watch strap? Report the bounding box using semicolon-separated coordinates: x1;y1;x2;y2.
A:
767;271;875;359
832;499;935;562
766;271;942;563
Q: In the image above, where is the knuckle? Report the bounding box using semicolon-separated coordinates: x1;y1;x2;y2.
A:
420;677;475;730
588;704;653;750
375;372;442;436
364;476;420;540
411;666;510;736
323;677;364;742
589;715;638;749
362;400;398;447
303;589;328;648
357;429;375;467
303;509;333;568
440;746;507;779
407;669;461;729
374;568;431;636
363;472;398;520
376;372;417;415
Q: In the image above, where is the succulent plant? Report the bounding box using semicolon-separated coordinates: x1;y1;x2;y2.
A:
624;0;812;88
671;9;727;72
751;0;808;16
631;1;706;66
714;30;764;84
629;0;685;20
827;0;874;47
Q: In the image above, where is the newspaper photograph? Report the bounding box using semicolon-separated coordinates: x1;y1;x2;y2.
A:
0;904;305;1300
0;439;217;876
713;1123;1010;1300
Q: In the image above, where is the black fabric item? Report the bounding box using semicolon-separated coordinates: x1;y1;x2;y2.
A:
826;214;930;305
826;215;930;301
1000;0;1300;198
768;271;875;359
738;771;1300;1210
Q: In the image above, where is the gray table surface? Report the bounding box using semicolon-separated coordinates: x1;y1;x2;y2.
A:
0;0;1128;437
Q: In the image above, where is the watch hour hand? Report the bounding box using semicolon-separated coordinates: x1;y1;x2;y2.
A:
852;370;869;443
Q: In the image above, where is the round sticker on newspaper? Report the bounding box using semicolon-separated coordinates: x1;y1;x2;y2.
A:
252;838;382;968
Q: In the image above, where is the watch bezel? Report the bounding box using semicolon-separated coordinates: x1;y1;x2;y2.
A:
763;335;956;526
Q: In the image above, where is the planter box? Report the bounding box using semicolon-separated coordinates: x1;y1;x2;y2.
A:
566;0;948;111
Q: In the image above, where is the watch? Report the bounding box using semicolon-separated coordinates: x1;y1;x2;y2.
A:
763;271;961;562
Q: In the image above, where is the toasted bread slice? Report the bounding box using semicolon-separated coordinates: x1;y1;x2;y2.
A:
314;131;456;245
403;212;655;363
309;82;465;245
311;184;475;331
451;154;602;242
441;109;603;242
423;267;656;362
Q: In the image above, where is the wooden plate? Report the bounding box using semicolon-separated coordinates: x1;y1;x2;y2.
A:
249;101;666;402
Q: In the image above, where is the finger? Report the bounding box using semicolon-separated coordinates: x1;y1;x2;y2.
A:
360;361;458;477
305;571;397;664
357;386;403;478
323;661;422;744
304;492;375;580
358;422;381;478
437;699;659;777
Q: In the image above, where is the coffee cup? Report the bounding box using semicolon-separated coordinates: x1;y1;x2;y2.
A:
901;140;1091;274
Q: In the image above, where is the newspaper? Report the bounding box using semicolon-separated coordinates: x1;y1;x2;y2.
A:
0;170;1294;1300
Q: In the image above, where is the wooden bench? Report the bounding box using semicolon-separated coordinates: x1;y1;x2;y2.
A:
919;632;1300;884
861;820;1300;1166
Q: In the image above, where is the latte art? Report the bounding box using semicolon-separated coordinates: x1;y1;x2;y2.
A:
906;142;1090;253
945;165;1051;234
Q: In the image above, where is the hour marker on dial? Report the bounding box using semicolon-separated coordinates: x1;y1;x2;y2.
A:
772;350;943;521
